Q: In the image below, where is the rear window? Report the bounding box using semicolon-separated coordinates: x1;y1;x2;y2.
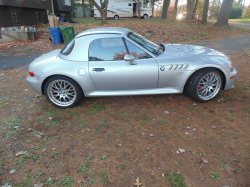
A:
60;39;75;55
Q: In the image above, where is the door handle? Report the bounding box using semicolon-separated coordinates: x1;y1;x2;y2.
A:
92;68;105;72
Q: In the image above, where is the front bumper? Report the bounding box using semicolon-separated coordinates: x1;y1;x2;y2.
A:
27;75;45;95
223;67;237;90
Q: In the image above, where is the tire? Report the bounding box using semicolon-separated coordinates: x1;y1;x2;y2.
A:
143;14;148;19
44;76;82;109
185;68;223;103
114;15;119;20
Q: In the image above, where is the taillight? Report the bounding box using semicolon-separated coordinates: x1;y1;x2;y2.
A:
29;71;34;77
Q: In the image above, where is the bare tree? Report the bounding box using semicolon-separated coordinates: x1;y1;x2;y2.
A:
82;0;86;17
91;0;108;24
173;0;178;20
201;0;209;24
216;0;221;19
161;0;170;19
138;0;141;19
186;0;196;20
192;0;199;19
213;0;233;27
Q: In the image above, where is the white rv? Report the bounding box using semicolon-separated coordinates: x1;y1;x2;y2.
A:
94;0;152;20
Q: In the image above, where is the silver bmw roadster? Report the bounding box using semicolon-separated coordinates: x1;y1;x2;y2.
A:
27;27;237;108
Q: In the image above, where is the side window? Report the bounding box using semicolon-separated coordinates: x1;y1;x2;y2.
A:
125;39;152;59
60;39;75;55
89;38;128;61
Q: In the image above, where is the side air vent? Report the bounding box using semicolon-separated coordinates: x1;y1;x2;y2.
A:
161;64;188;71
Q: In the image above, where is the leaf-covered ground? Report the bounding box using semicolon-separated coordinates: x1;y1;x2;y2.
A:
0;18;250;187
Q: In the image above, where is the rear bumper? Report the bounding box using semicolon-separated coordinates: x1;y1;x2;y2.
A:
224;67;237;90
27;75;45;95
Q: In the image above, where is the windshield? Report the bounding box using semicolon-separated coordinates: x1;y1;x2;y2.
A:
127;32;162;56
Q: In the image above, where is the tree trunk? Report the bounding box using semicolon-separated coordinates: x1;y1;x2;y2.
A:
213;0;233;27
217;0;220;19
89;0;93;17
161;0;170;19
137;0;141;19
82;0;86;17
101;12;107;24
201;0;209;24
173;0;178;21
104;0;108;24
209;0;214;19
192;0;199;19
186;0;195;20
151;0;155;17
91;0;108;25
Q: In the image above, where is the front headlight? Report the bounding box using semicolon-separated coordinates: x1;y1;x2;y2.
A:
224;55;234;72
229;64;234;72
225;65;234;73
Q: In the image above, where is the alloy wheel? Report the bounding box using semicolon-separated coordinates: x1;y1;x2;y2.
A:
197;73;221;100
47;80;77;107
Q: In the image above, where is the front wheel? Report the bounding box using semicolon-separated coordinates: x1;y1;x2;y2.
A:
143;14;148;19
114;15;119;20
44;76;82;108
185;68;223;103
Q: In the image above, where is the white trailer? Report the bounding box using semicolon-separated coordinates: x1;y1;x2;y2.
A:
94;0;152;20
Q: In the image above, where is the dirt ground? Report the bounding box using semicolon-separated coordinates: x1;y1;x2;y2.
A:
0;19;250;187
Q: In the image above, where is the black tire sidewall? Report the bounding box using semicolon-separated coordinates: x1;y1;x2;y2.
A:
114;15;119;20
143;14;148;19
44;76;82;109
186;68;223;103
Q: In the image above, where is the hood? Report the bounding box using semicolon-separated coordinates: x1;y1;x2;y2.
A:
155;44;231;68
160;44;226;59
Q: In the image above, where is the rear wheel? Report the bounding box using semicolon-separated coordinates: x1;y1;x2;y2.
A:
185;68;223;102
114;15;119;20
143;14;148;19
44;76;82;108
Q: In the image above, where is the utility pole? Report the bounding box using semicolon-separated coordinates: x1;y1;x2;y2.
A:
51;0;55;15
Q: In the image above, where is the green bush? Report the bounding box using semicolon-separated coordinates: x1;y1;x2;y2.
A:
230;7;243;19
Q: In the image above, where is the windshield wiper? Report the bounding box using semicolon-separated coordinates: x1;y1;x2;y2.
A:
159;43;165;52
156;43;164;55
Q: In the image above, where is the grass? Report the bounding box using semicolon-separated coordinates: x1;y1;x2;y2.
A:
78;165;89;173
72;17;163;24
59;177;73;186
210;18;250;24
116;164;126;170
166;172;187;187
229;19;250;24
210;173;220;181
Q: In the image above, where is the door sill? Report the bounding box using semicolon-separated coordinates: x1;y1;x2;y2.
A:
85;87;183;97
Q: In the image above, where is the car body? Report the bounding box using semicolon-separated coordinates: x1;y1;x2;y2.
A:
27;27;237;108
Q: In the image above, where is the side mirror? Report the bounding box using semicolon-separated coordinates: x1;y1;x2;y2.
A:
124;54;137;65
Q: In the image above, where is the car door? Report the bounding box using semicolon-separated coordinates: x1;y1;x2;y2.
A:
88;37;158;90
